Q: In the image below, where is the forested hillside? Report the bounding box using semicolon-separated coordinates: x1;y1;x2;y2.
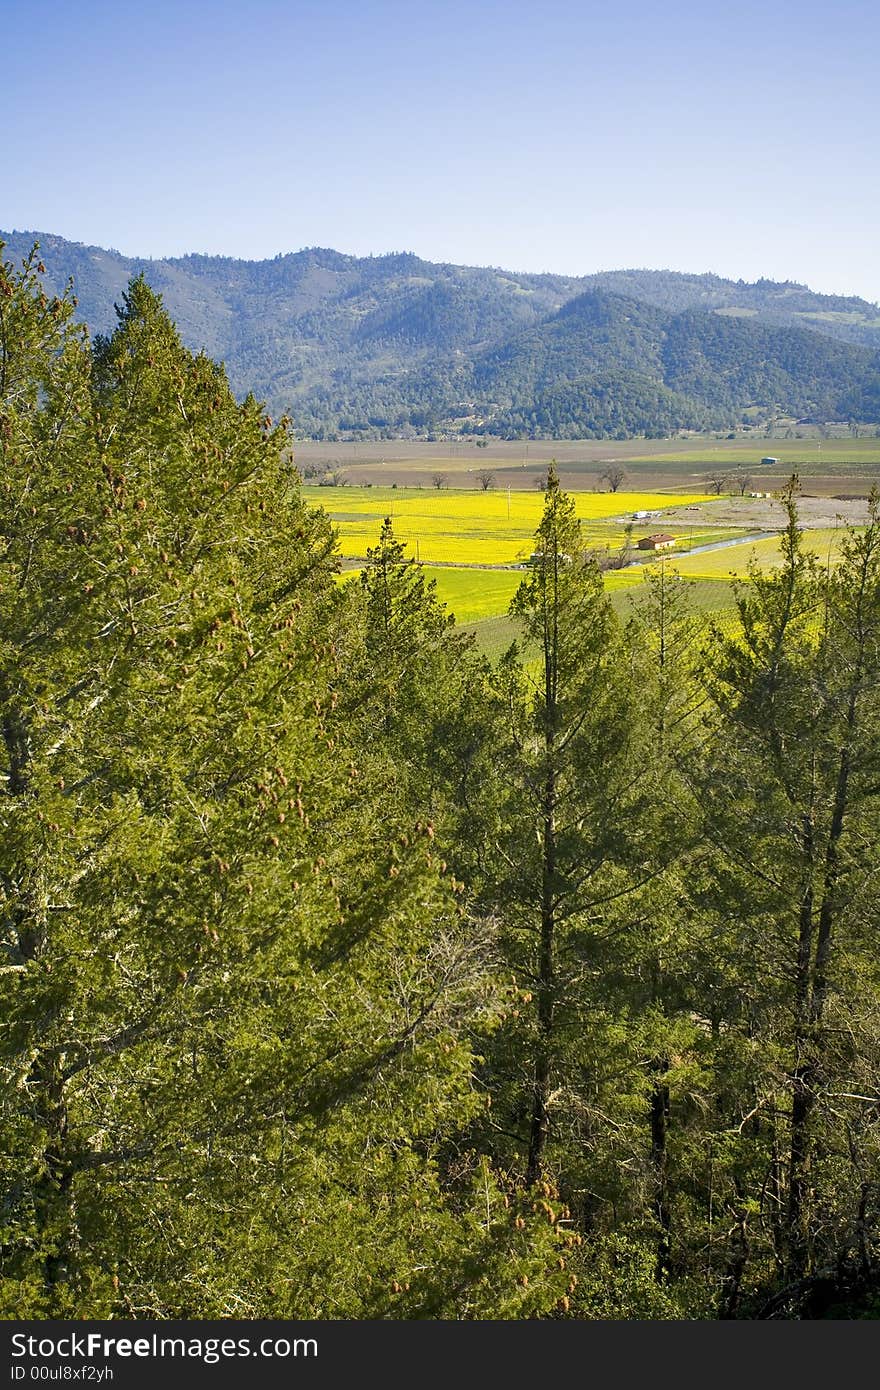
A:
576;268;880;344
3;246;880;1319
3;230;879;439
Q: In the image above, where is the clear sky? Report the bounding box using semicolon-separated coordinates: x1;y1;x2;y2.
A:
4;0;879;303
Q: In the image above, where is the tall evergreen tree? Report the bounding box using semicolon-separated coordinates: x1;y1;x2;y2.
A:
1;261;567;1318
477;468;654;1195
348;515;497;870
694;478;880;1312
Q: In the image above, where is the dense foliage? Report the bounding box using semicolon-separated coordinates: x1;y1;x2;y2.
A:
2;246;879;1319
3;231;880;440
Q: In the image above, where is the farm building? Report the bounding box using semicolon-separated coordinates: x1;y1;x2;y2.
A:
637;533;676;551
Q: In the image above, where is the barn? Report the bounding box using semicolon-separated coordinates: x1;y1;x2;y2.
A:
637;533;676;552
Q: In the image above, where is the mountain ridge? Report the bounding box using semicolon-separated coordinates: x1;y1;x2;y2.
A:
4;228;880;439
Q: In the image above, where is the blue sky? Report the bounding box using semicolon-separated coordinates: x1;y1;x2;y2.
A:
4;0;879;302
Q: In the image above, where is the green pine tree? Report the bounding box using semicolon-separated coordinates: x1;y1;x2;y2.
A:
692;478;880;1311
1;259;567;1319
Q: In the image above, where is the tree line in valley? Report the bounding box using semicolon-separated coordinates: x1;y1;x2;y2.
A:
2;244;879;1319
3;230;880;442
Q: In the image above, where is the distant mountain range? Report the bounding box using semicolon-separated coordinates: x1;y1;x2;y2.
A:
4;228;880;439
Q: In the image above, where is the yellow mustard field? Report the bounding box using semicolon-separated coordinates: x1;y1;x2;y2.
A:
318;490;859;635
338;562;646;624
657;527;849;580
307;486;714;566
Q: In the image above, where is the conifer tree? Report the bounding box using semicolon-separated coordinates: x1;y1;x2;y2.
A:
479;466;653;1200
695;478;880;1310
623;563;710;1284
350;515;497;866
1;258;567;1318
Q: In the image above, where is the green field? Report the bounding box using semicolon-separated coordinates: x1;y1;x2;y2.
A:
663;527;847;579
454;572;741;657
424;566;524;621
623;438;880;468
437;535;849;653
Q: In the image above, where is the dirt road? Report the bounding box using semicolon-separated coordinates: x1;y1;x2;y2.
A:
660;494;871;531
